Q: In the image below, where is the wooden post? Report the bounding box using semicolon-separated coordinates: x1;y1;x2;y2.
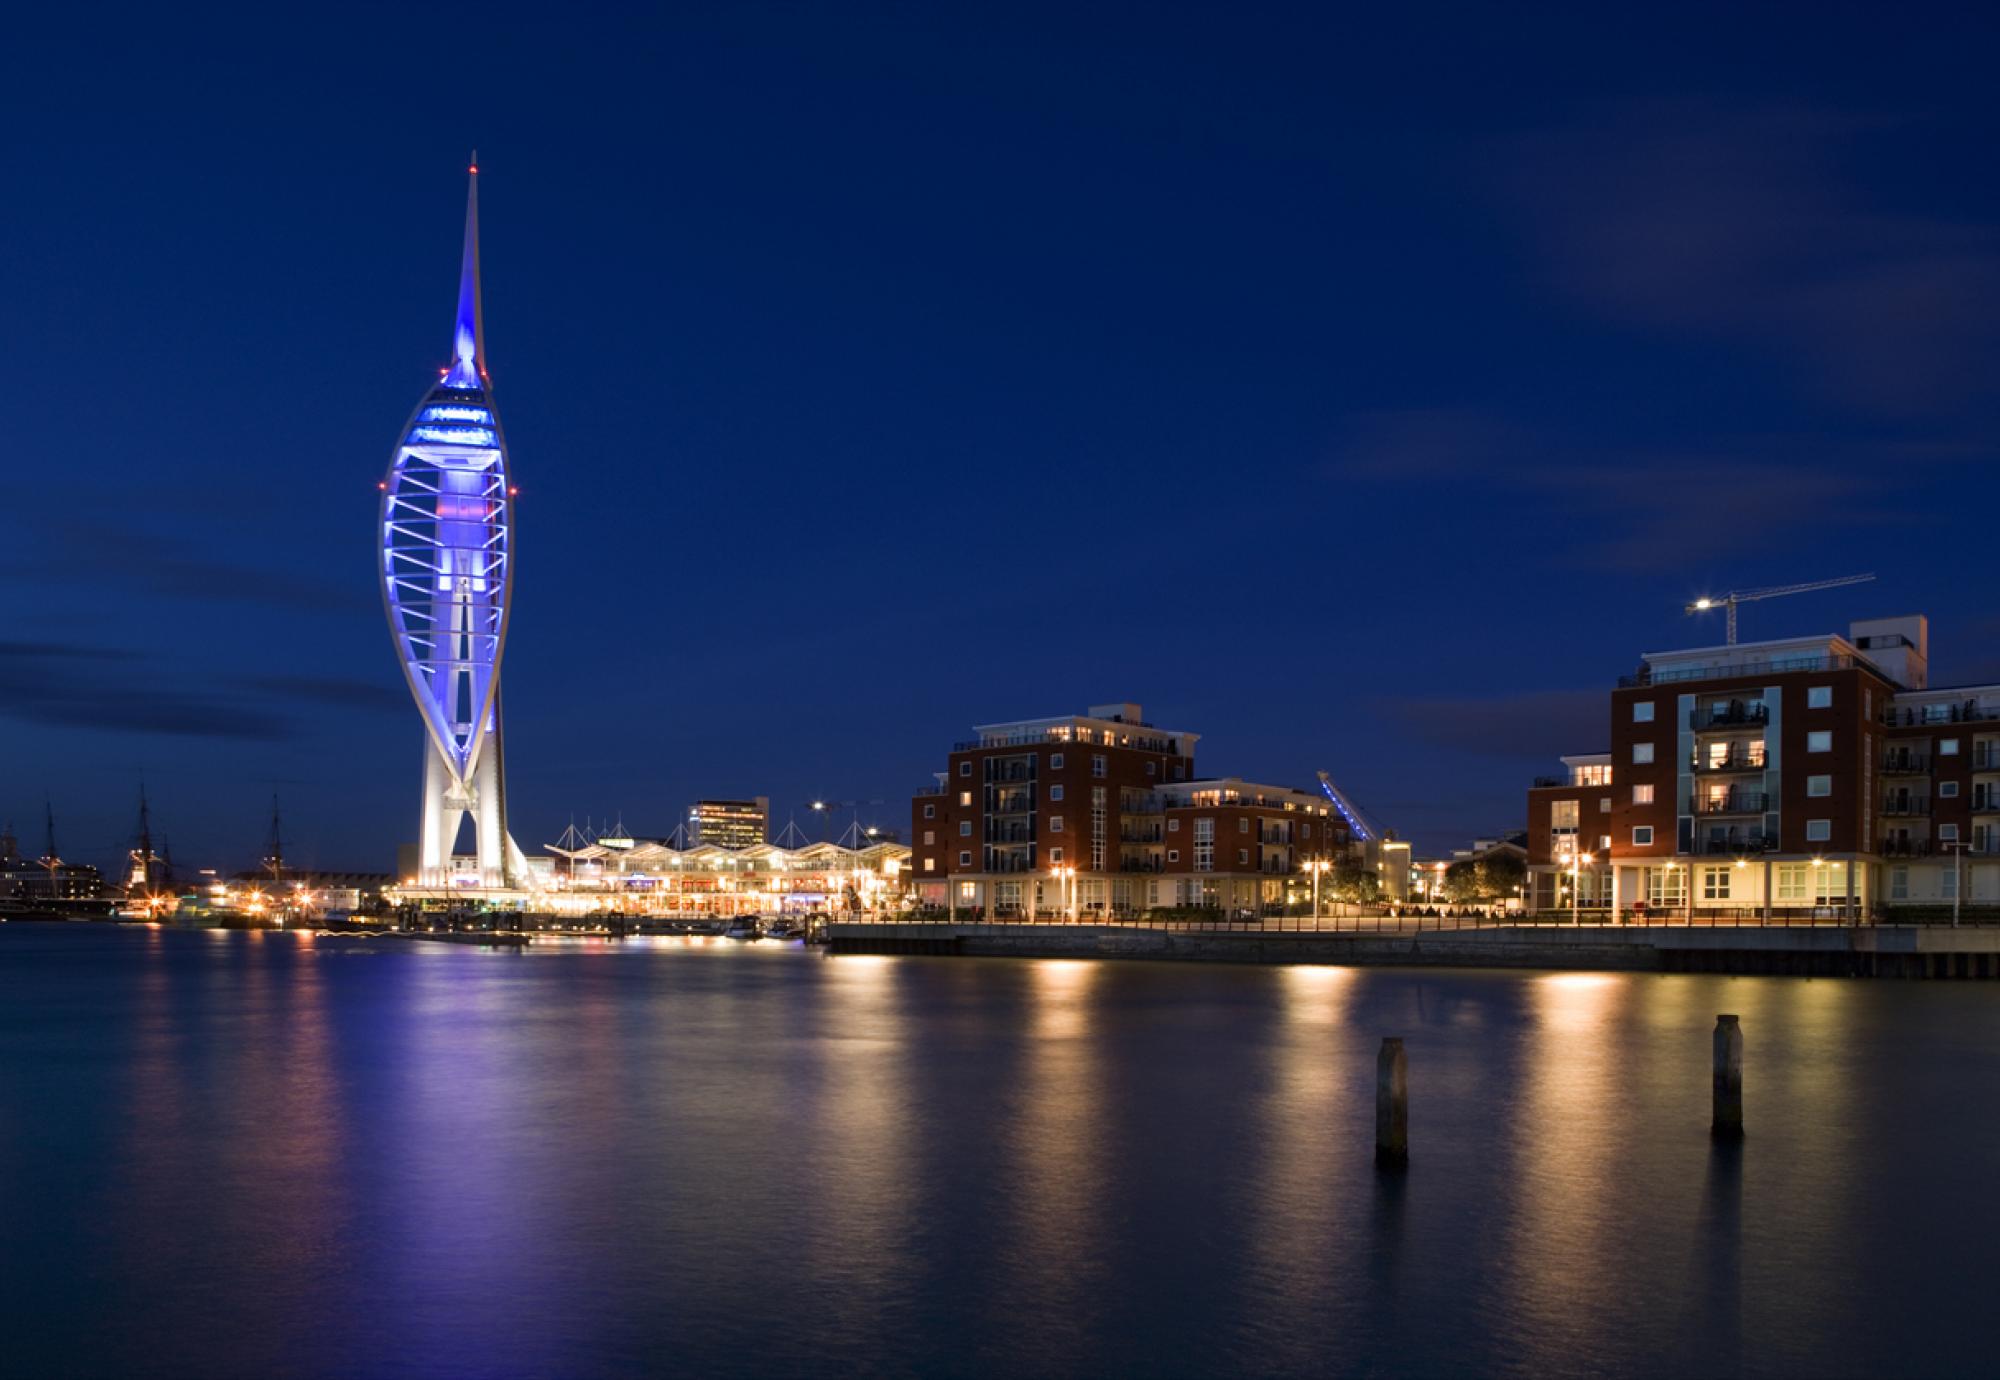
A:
1712;1015;1743;1140
1376;1037;1408;1167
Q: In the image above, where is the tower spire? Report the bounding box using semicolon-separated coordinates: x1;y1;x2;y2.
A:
447;153;483;387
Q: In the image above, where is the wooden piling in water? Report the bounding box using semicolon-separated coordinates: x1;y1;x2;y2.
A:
1712;1014;1743;1140
1376;1037;1408;1168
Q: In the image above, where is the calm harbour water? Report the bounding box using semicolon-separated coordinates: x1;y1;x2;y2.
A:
2;925;1996;1379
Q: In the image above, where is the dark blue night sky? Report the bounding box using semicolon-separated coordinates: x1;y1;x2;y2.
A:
3;4;1996;872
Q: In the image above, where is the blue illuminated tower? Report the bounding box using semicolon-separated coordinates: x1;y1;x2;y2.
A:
379;158;527;887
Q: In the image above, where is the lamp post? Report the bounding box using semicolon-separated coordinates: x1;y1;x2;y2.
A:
1572;852;1592;926
1942;839;1968;928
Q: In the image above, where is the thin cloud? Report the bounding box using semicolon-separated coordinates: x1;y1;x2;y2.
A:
0;643;291;740
1375;687;1608;764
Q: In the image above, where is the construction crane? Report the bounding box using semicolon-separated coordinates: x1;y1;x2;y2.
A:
1685;573;1876;645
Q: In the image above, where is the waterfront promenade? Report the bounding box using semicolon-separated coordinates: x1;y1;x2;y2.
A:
828;915;2000;977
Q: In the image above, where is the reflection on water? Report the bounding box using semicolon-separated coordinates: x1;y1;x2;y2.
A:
2;927;1998;1379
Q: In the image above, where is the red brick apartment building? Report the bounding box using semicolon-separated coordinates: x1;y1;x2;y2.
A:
1528;615;2000;919
909;703;1408;919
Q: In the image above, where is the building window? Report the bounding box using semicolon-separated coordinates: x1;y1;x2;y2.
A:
1807;775;1831;798
1599;797;1612;813
1633;825;1654;846
1238;849;1249;864
1172;764;1185;780
959;821;972;837
1941;781;1960;798
1049;785;1064;802
1552;800;1579;829
1808;686;1833;709
1194;818;1214;872
1805;819;1830;842
1168;818;1180;832
1146;762;1157;777
923;830;935;845
1050;753;1064;770
923;804;935;819
1238;818;1250;834
959;791;972;807
1647;867;1685;905
1167;849;1179;863
959;761;971;777
1890;865;1909;900
1092;755;1106;777
1633;743;1655;765
1702;866;1731;901
1049;816;1063;832
1775;864;1807;903
1632;784;1655;805
1632;701;1655;722
1942;738;1961;756
958;851;971;868
923;858;935;873
1091;787;1107;872
1807;731;1832;753
1049;847;1064;863
1941;823;1960;842
1599;835;1612;852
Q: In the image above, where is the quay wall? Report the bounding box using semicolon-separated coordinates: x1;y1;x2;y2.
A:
826;923;2000;979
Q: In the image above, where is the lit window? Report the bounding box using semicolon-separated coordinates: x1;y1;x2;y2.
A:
959;791;972;807
959;821;972;837
1890;865;1908;900
1942;738;1961;756
1941;781;1959;798
923;830;935;845
1049;816;1064;832
1632;701;1655;722
1807;731;1832;753
1808;686;1832;709
1702;866;1731;901
1633;743;1655;765
1600;797;1612;813
1552;800;1579;829
1633;784;1655;805
960;880;974;898
1049;785;1064;802
923;858;935;873
1806;819;1831;842
1807;775;1831;798
1633;825;1654;846
1599;835;1611;851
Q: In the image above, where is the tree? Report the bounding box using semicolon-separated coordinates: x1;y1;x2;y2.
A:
1441;859;1483;904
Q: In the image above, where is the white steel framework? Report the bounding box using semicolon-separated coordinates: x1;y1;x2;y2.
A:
380;159;527;886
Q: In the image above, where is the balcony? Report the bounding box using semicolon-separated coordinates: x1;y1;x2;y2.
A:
1619;652;1858;688
1531;775;1565;789
1881;753;1930;775
1691;705;1769;730
986;824;1035;844
984;765;1037;784
985;794;1034;816
1880;837;1932;858
1692;830;1778;855
1118;859;1164;874
1119;792;1166;815
1880;703;2000;728
1975;751;2000;772
1881;797;1931;817
1697;792;1768;815
1692;752;1767;774
1972;791;2000;813
983;853;1035;874
1119;824;1164;843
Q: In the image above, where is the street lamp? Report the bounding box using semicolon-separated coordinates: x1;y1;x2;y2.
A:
1302;857;1331;923
1572;853;1593;926
1051;864;1076;922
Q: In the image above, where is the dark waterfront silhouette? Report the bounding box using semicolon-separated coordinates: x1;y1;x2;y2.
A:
1;926;1994;1378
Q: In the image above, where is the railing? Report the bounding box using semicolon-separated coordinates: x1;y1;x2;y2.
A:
1690;831;1778;855
1692;705;1769;729
1697;793;1768;815
1880;838;1932;858
1881;754;1930;774
983;856;1036;874
1117;860;1164;874
915;784;945;797
1881;798;1931;816
955;729;1183;754
985;825;1035;843
847;905;2000;932
1620;652;1858;688
984;766;1036;784
1975;752;2000;772
1692;753;1767;774
1973;793;2000;812
985;797;1033;815
1119;826;1163;843
1880;704;2000;727
1531;775;1565;789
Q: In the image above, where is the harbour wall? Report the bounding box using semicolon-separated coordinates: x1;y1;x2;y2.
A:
826;923;2000;978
